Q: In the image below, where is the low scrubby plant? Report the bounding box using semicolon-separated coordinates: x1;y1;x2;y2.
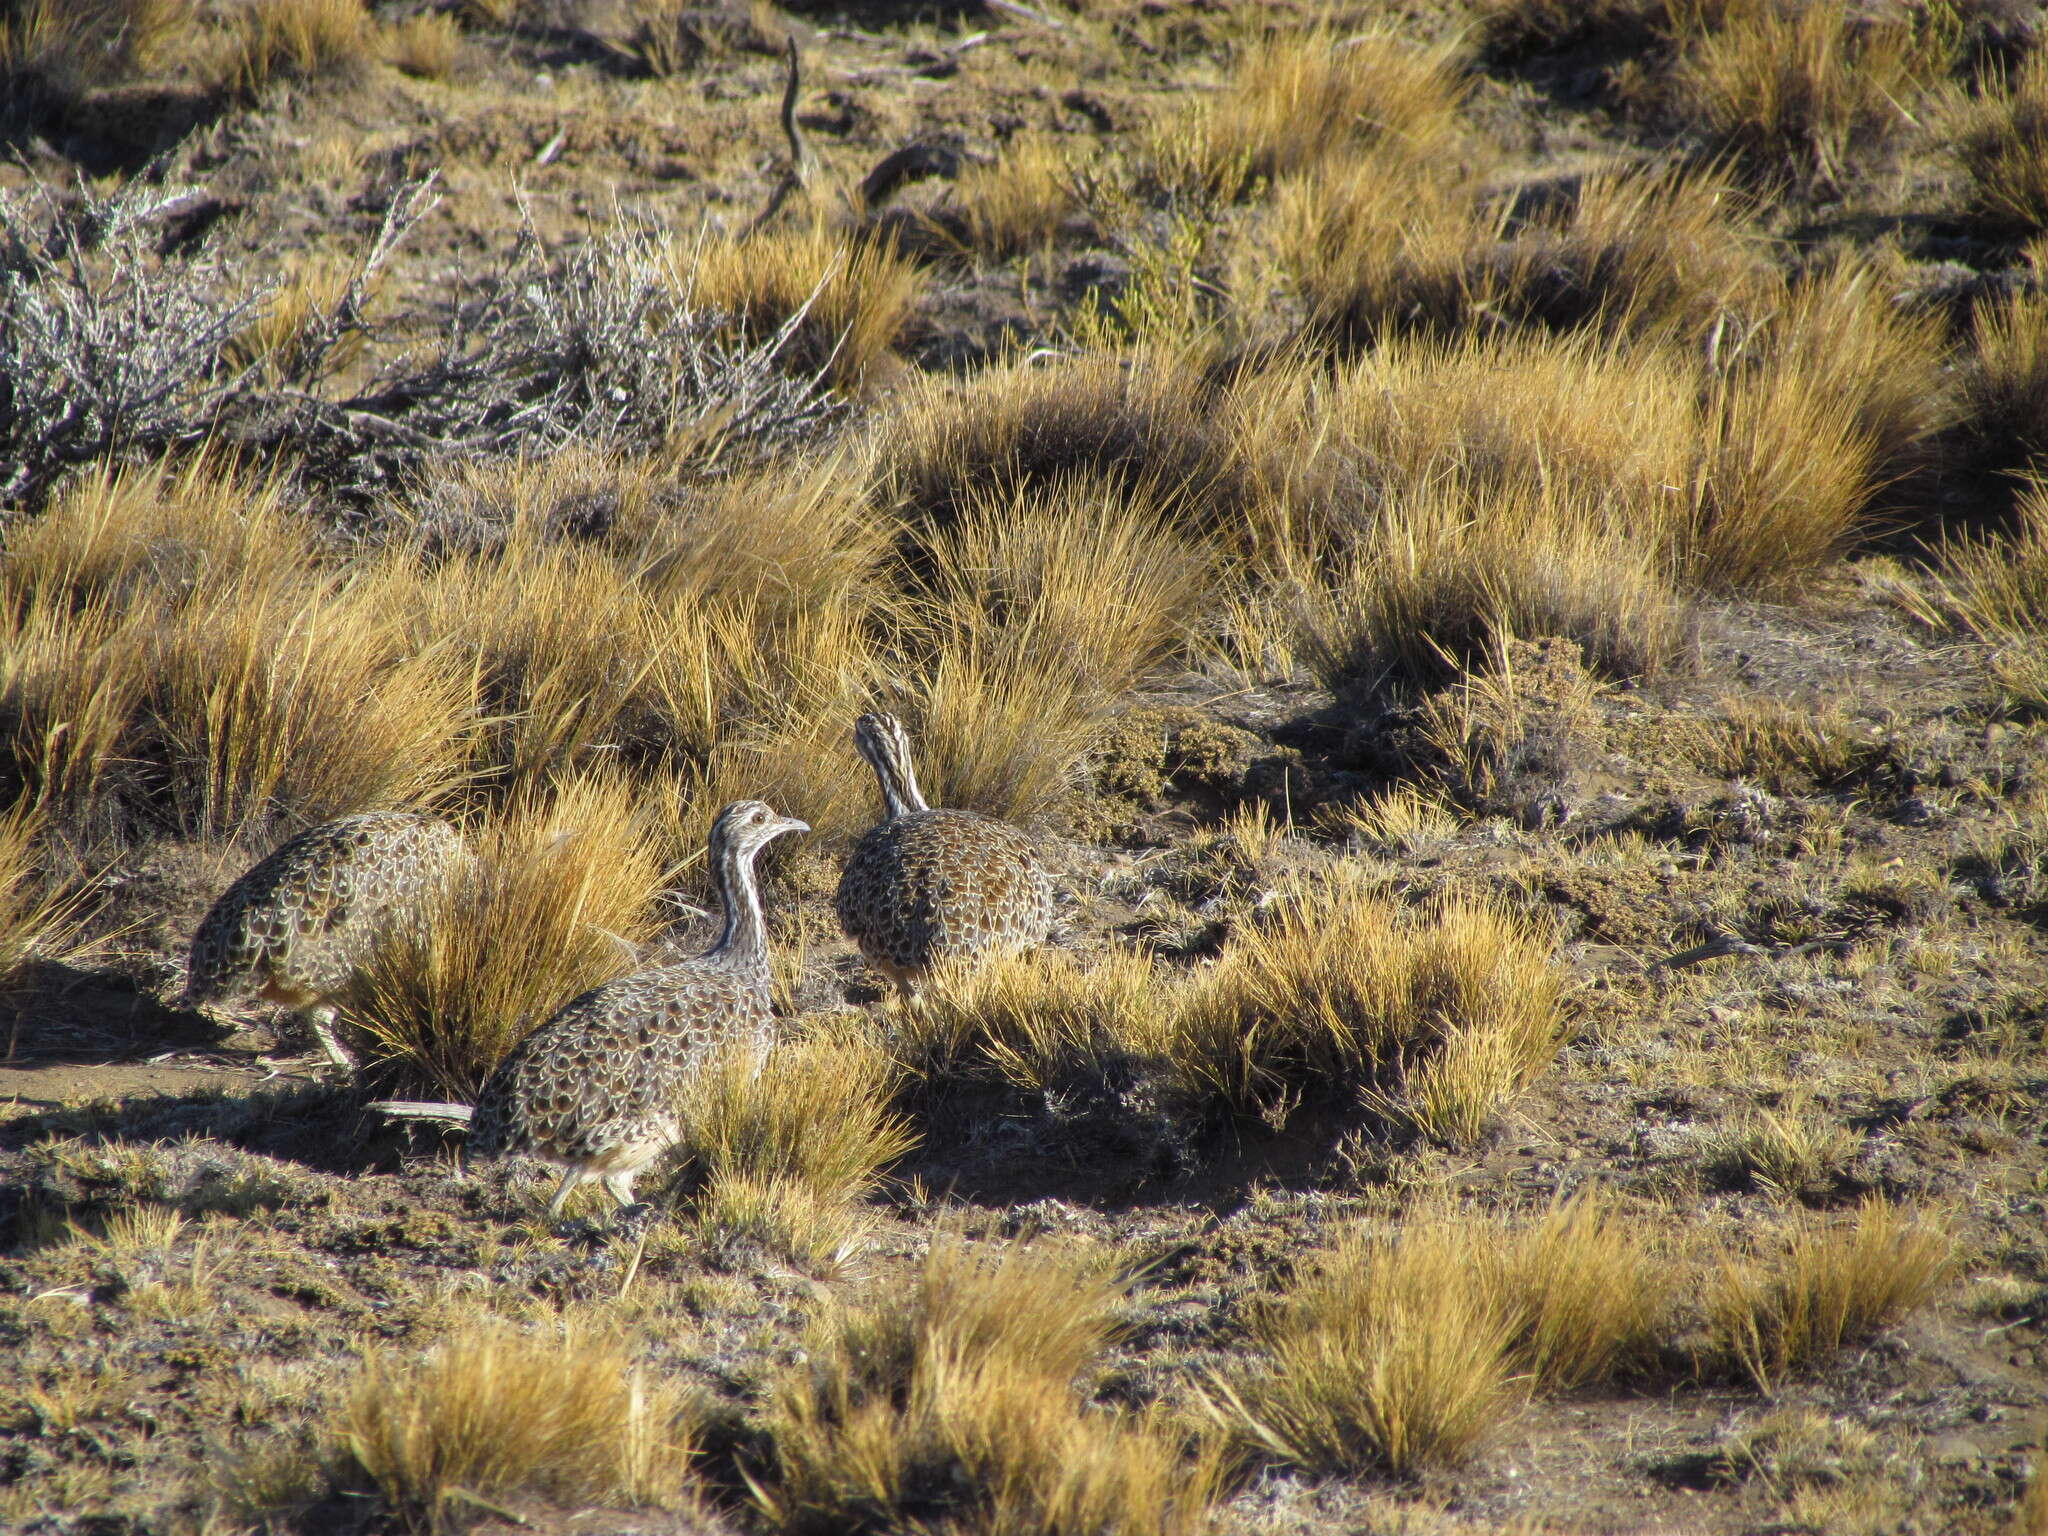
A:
1705;1198;1955;1392
338;1320;699;1529
1170;870;1568;1142
760;1235;1217;1535
345;774;669;1098
673;1025;915;1267
1155;28;1468;199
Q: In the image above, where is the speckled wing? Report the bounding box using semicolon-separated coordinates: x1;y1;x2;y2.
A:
187;813;462;1005
468;963;771;1166
835;808;1054;974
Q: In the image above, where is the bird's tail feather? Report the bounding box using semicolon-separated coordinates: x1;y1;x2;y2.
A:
367;1100;474;1124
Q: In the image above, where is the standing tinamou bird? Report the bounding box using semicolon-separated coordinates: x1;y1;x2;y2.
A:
370;799;808;1219
835;712;1054;1002
185;811;469;1073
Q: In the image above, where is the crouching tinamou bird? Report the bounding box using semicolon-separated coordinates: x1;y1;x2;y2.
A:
835;712;1054;1002
185;811;470;1074
370;800;808;1219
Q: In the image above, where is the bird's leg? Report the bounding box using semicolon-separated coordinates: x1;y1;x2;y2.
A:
305;1006;358;1075
547;1168;591;1221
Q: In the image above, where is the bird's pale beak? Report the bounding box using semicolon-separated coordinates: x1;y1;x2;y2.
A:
777;816;811;836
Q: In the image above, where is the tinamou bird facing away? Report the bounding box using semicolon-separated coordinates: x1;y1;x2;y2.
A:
835;712;1054;1001
370;799;808;1219
185;811;470;1073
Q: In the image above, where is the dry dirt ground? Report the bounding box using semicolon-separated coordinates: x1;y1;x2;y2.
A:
5;1;2048;1534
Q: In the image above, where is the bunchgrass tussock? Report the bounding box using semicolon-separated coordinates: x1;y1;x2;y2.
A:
1671;0;1956;187
1705;1198;1955;1393
1292;477;1690;687
219;0;375;100
672;1024;915;1267
946;136;1080;258
346;773;669;1098
1963;287;2048;467
1209;1193;1668;1475
684;219;923;388
1168;870;1567;1139
894;948;1168;1097
1208;1218;1516;1476
879;346;1240;531
1157;28;1469;199
1959;51;2048;234
338;1320;699;1529
148;578;477;845
380;10;459;77
760;1234;1218;1535
0;806;88;990
3;457;315;619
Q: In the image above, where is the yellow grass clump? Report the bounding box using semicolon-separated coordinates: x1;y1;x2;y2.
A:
1964;288;2048;464
896;948;1168;1095
879;346;1240;532
947;135;1079;258
0;807;87;991
380;10;459;78
1959;53;2048;234
219;0;375;99
760;1236;1219;1535
1705;1198;1955;1393
1171;870;1568;1141
683;220;923;388
893;480;1214;817
1210;1193;1671;1475
345;773;670;1098
1158;28;1469;199
674;1025;915;1268
0;0;195;90
338;1321;699;1529
1671;0;1955;185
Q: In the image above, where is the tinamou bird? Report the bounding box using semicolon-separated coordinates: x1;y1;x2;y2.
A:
185;811;470;1073
370;799;808;1218
835;712;1054;1001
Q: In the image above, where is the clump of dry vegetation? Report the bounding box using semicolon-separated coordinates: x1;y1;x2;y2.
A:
673;1026;915;1267
345;774;668;1098
1706;1199;1956;1392
335;1321;700;1529
760;1236;1217;1535
1959;52;2048;233
1156;27;1469;199
1671;0;1956;186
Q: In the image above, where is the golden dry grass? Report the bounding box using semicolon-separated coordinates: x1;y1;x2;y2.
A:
1965;288;2048;463
1959;52;2048;234
344;773;670;1098
1671;0;1955;185
0;0;195;89
890;479;1214;817
879;346;1241;531
224;254;371;382
1171;870;1567;1140
948;136;1079;258
1291;476;1690;686
1694;697;1887;789
674;1025;915;1266
1157;28;1469;199
380;11;459;79
218;0;375;99
148;578;476;842
0;806;86;990
761;1235;1218;1535
895;948;1167;1095
1706;1198;1955;1393
684;220;924;388
1209;1218;1517;1475
338;1320;699;1529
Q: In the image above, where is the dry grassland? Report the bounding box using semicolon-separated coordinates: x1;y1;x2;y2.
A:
3;0;2048;1532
